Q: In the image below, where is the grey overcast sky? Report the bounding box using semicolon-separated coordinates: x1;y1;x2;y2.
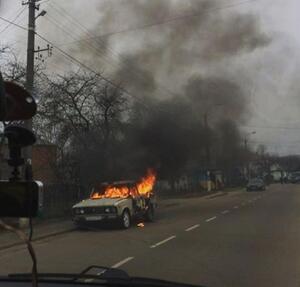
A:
1;0;300;156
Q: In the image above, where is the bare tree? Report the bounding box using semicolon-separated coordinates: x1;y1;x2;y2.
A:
33;71;128;185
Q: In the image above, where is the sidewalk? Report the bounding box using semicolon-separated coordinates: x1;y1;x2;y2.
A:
0;218;74;250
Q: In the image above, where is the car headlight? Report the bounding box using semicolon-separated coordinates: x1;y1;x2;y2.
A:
104;207;117;213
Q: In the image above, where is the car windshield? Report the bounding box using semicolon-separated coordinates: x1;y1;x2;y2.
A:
1;1;300;287
249;179;263;184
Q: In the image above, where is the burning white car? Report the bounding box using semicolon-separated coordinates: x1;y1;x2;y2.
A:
72;170;157;229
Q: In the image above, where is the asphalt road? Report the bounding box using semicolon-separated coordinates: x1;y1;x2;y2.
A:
0;184;300;287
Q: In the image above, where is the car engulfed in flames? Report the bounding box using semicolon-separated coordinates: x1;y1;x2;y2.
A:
72;170;157;229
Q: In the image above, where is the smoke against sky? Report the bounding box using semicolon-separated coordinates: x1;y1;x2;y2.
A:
1;0;300;155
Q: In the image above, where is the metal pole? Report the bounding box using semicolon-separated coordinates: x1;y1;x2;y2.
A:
24;0;36;178
204;112;210;167
20;0;36;229
24;0;36;161
204;112;212;191
244;138;249;179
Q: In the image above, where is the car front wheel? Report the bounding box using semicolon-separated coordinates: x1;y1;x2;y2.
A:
120;210;131;229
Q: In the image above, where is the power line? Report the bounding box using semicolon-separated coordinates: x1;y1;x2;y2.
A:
55;0;258;47
48;0;260;100
47;3;179;99
43;14;125;72
0;6;23;28
0;15;28;32
35;31;150;109
0;0;259;101
0;14;126;99
0;7;26;35
3;1;296;156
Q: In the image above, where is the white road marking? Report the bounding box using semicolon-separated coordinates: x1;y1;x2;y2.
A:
234;205;239;209
83;257;134;282
185;224;200;232
111;257;134;268
221;210;230;214
150;236;176;248
206;216;217;222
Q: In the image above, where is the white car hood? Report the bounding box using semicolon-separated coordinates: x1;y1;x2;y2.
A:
73;197;128;208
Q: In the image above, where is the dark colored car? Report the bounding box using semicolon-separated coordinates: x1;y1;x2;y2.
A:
290;173;300;183
247;178;266;191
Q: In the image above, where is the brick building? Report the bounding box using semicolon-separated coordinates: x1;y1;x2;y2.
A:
0;144;57;183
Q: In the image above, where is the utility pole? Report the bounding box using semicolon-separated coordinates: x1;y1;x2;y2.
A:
204;112;210;168
18;0;37;228
25;0;36;97
203;104;223;170
22;0;48;181
21;0;49;228
244;138;247;150
244;131;256;181
23;0;36;180
203;104;224;192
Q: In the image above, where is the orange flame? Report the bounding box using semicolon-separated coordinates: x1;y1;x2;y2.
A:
137;222;145;228
137;169;156;196
91;186;130;199
91;169;156;199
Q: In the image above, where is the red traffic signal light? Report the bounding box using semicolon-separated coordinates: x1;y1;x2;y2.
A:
0;80;37;121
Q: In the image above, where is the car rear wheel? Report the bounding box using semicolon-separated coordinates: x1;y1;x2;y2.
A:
145;205;155;222
120;210;131;229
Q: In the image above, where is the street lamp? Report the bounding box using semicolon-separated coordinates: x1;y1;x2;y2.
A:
203;103;224;167
244;131;256;150
244;131;256;180
35;10;47;20
203;103;224;192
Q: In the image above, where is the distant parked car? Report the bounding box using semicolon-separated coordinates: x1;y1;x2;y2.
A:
246;178;266;191
290;173;300;183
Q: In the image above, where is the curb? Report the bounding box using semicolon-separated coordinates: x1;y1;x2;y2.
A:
0;227;75;251
205;191;227;199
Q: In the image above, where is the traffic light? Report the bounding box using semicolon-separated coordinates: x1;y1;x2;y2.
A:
0;73;41;217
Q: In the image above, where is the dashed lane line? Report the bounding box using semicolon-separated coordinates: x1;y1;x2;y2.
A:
111;256;135;268
206;216;217;222
185;224;200;232
150;236;176;248
84;257;135;282
221;210;230;214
